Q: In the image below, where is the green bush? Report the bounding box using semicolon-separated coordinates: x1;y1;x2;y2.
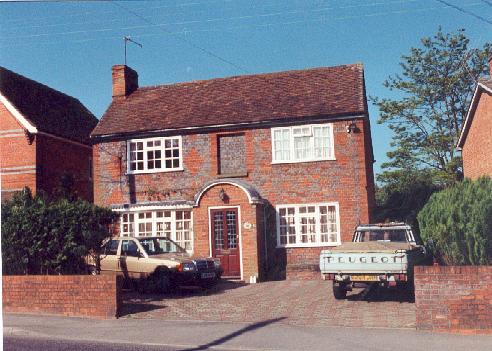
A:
417;177;492;265
1;187;117;275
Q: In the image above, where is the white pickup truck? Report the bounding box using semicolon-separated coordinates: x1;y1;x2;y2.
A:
319;223;427;299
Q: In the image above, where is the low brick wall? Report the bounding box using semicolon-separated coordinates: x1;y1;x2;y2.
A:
286;263;321;280
3;275;121;319
414;266;492;334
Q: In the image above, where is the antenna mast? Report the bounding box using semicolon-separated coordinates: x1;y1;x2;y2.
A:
124;36;143;65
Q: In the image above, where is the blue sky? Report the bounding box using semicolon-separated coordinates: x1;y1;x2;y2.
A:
1;0;491;176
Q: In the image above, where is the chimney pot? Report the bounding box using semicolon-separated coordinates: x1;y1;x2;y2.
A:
112;65;138;98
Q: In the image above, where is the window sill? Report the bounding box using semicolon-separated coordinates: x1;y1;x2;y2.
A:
217;172;248;179
276;242;341;249
271;158;336;165
126;167;184;175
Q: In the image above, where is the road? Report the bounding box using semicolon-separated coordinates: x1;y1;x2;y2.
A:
4;313;492;351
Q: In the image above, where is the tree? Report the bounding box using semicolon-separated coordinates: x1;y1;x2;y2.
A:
1;187;117;275
418;177;492;265
373;28;492;186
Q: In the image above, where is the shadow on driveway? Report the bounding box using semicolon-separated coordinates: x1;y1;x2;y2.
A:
347;284;415;303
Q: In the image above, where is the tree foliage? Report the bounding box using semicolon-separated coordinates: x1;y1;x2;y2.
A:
1;187;117;275
374;170;442;233
417;177;492;265
373;28;492;185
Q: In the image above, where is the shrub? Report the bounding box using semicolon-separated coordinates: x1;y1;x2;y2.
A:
1;187;117;275
417;177;492;265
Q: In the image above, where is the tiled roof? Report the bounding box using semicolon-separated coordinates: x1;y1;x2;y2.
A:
0;67;98;145
92;63;367;138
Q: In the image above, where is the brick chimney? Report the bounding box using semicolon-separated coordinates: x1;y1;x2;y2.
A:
112;65;138;98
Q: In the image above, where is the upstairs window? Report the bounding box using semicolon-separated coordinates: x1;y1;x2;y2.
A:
127;136;182;174
271;123;334;163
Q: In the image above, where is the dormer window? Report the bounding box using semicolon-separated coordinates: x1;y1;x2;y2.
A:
127;136;182;174
271;123;335;163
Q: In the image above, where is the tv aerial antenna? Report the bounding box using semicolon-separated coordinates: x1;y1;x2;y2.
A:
124;36;142;65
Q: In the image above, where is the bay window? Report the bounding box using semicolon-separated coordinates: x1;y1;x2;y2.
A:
119;210;193;251
276;203;340;247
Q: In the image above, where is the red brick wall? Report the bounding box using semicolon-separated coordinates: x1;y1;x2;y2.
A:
93;117;374;280
0;103;37;195
414;266;492;334
462;90;492;179
1;101;94;201
36;133;93;201
2;275;121;319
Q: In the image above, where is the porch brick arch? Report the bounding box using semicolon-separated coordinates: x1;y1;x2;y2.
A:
192;180;263;282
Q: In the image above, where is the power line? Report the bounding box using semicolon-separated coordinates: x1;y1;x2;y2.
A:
0;0;438;40
111;1;254;74
435;0;492;25
0;1;485;48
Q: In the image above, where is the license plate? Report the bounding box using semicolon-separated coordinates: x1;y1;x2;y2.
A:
352;275;379;282
201;272;216;279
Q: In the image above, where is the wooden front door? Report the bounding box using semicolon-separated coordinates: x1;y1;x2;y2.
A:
211;208;240;277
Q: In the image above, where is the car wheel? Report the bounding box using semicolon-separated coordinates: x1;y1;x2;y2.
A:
87;265;98;275
333;281;347;300
152;271;173;293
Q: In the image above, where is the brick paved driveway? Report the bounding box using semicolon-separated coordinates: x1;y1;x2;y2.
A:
121;280;416;329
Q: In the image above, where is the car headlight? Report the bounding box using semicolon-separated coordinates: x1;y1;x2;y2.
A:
181;262;196;272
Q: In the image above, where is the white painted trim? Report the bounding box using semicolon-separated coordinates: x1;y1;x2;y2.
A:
208;205;243;281
275;202;342;248
112;204;193;212
0;170;36;175
195;181;256;206
0;93;37;134
0;129;23;134
0;133;25;138
478;81;492;95
92;114;368;140
126;136;183;174
271;123;336;163
457;84;480;149
1;165;36;171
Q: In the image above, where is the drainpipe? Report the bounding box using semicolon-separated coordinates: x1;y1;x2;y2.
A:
263;204;268;274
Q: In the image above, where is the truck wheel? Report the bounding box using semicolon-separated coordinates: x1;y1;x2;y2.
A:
87;265;98;275
333;281;347;300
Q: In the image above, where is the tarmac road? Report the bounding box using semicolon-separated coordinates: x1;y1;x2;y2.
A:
4;313;492;351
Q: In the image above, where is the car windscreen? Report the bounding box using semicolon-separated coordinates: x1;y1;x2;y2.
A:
356;229;408;242
138;237;187;255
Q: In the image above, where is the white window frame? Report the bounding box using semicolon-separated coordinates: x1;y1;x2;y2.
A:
271;123;335;164
276;202;341;248
118;209;193;253
126;136;183;174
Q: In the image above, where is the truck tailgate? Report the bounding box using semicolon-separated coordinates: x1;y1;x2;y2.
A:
319;251;408;274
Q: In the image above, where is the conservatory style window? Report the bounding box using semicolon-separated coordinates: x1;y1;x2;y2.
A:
276;203;340;247
119;210;193;251
127;136;182;174
271;123;334;163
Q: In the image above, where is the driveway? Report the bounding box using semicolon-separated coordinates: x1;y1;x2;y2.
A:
121;280;416;329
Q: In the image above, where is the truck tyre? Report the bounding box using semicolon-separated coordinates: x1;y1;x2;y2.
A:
333;281;347;300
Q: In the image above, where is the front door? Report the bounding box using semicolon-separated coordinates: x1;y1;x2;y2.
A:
211;208;240;277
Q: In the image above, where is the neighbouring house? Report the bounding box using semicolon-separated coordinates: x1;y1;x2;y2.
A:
91;63;375;281
0;67;98;202
457;58;492;179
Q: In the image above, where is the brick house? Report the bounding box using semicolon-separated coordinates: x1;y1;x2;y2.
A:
0;67;98;202
92;63;375;281
457;59;492;179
